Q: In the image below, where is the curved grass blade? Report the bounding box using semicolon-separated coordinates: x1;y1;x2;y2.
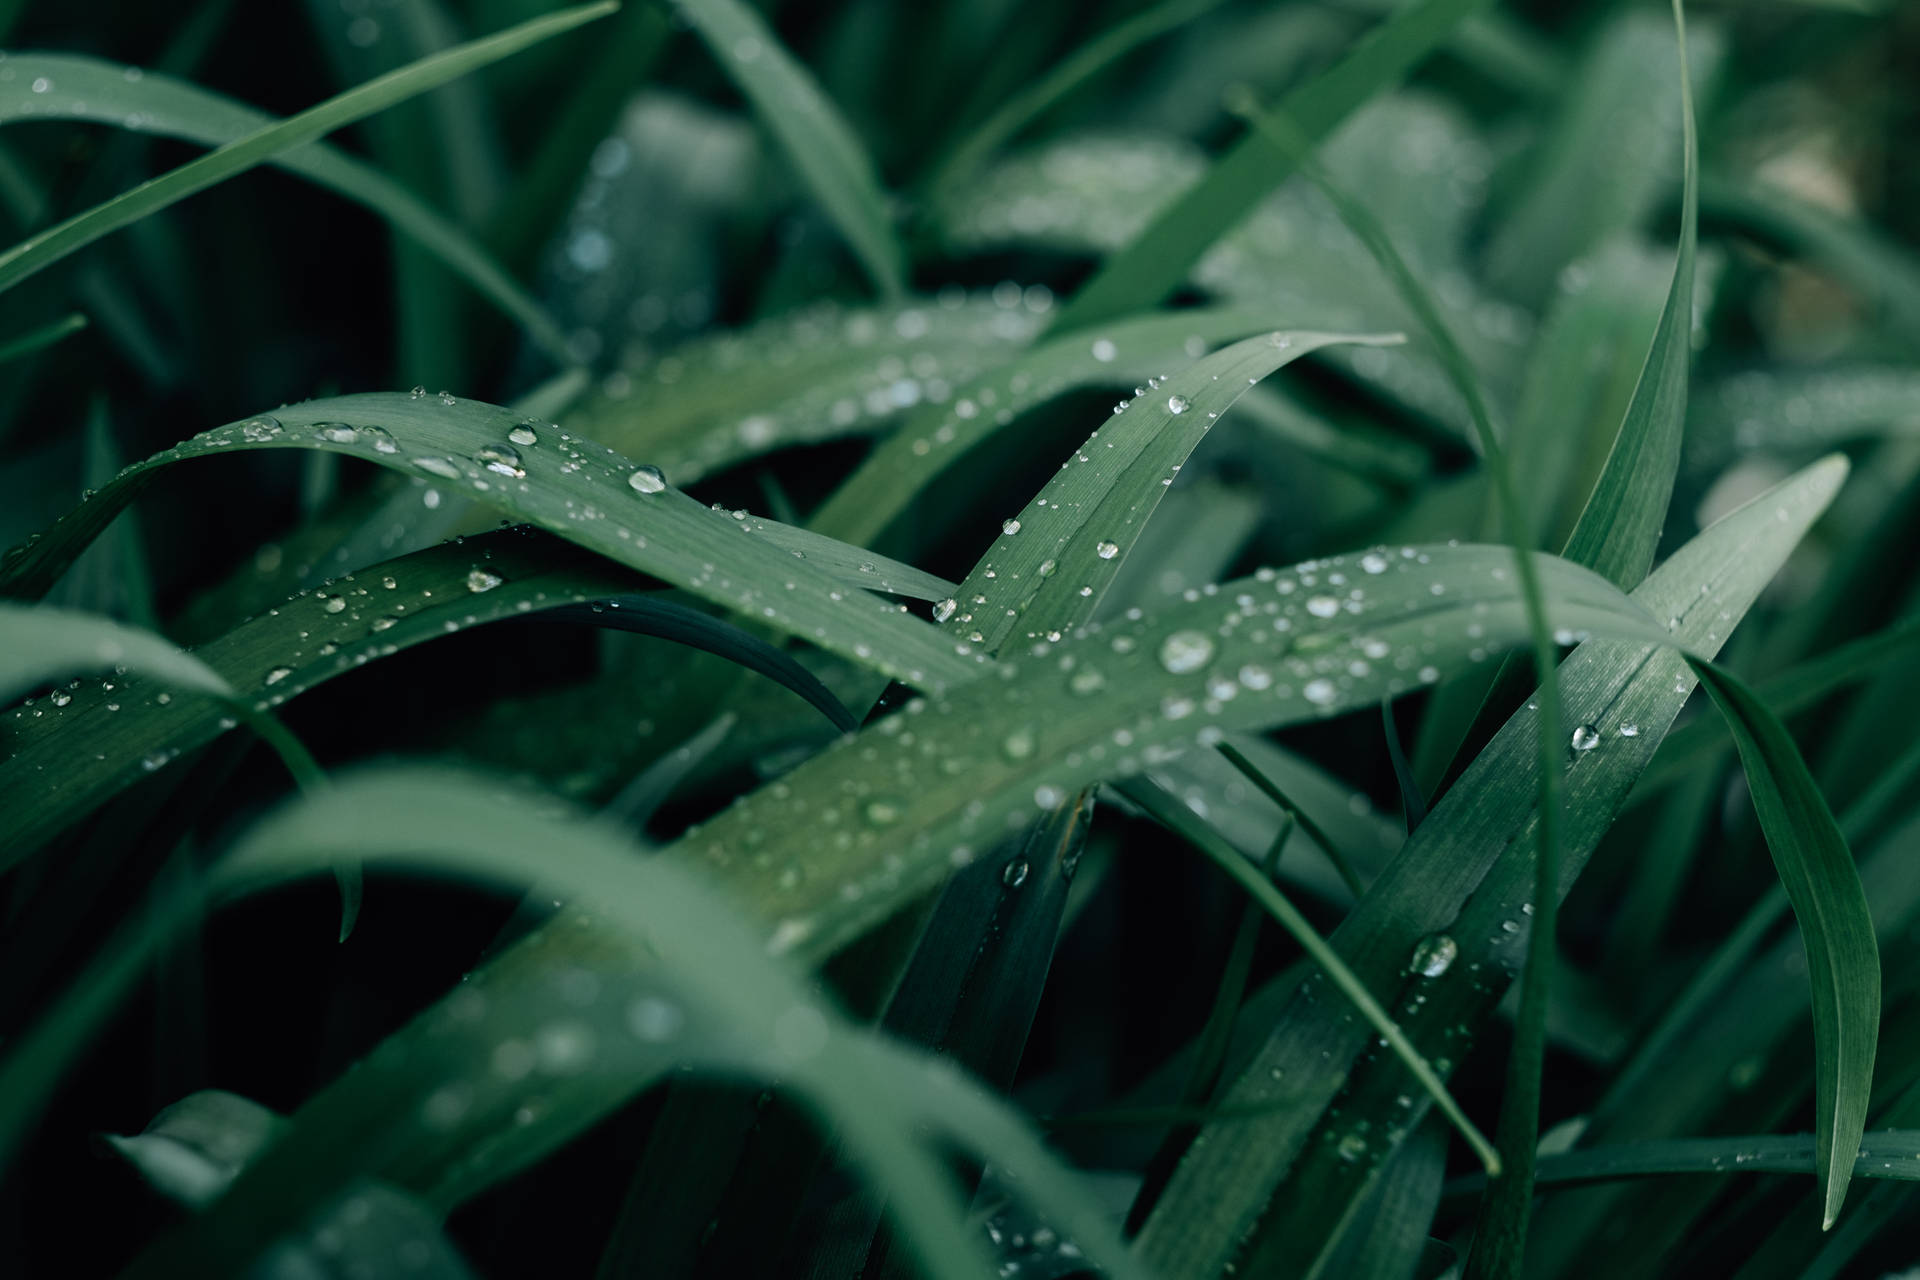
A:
0;2;616;298
0;533;855;867
104;1090;288;1210
809;304;1304;547
672;0;905;297
923;0;1228;202
1120;776;1500;1174
0;393;978;692
1131;455;1847;1278
937;329;1403;654
1686;658;1880;1229
0;54;573;366
1047;0;1492;334
0;310;85;363
4;769;1149;1280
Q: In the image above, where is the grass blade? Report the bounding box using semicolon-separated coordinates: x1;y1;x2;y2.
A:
1046;0;1492;334
0;54;574;367
1686;658;1880;1229
0;392;979;692
673;0;906;297
0;2;616;297
1120;776;1501;1175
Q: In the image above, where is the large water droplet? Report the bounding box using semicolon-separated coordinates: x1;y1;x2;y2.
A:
1409;933;1457;978
1090;339;1117;363
478;443;525;478
628;465;667;494
508;424;539;447
1166;394;1191;415
467;569;503;593
932;598;958;623
1001;518;1022;535
1158;629;1214;674
1095;540;1120;560
1570;724;1602;751
1305;595;1341;619
1303;678;1337;706
413;456;461;479
316;423;359;444
240;416;282;442
1002;859;1030;888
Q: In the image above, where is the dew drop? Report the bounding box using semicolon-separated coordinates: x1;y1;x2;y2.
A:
413;456;461;479
1002;859;1030;889
1409;933;1457;978
932;598;958;623
1091;339;1117;362
628;465;667;494
240;416;283;442
1619;722;1639;738
1305;595;1341;619
316;422;358;444
1303;678;1337;706
863;798;903;826
1570;724;1602;751
1001;727;1036;761
1001;518;1022;535
1166;394;1191;414
264;666;293;685
1158;629;1214;674
477;443;525;477
1095;540;1120;560
508;424;539;447
466;569;503;593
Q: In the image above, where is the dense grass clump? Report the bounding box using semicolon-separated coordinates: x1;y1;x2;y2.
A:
2;0;1917;1276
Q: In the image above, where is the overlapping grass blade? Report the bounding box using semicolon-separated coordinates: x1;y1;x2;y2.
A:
0;392;978;691
1;769;1148;1280
1120;776;1499;1173
0;533;854;866
1441;1132;1920;1192
672;0;905;297
1046;0;1493;333
0;2;615;297
809;304;1304;547
1686;659;1879;1228
0;54;573;366
935;329;1402;653
1132;456;1847;1277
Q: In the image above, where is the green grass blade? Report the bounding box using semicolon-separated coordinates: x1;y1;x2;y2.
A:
1046;0;1492;334
938;328;1403;654
0;311;85;363
1442;1131;1920;1194
0;601;232;706
1132;455;1847;1277
672;0;906;298
0;533;852;867
0;54;574;367
1120;776;1501;1175
0;2;616;298
0;392;979;692
1555;6;1699;591
1686;658;1880;1229
809;304;1302;548
923;0;1228;201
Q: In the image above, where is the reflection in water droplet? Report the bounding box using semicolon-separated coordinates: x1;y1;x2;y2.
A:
467;569;503;593
1409;933;1457;977
628;465;667;494
1095;540;1120;560
932;598;957;623
316;423;359;444
414;456;461;480
1571;724;1602;751
1002;518;1022;535
478;444;525;477
1166;395;1190;414
1002;859;1030;888
508;424;539;447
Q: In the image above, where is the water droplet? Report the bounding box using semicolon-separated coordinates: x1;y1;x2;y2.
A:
409;386;427;399
1095;540;1120;560
370;615;397;632
467;569;503;593
1571;724;1602;751
628;465;667;494
413;456;461;479
1335;1133;1368;1163
360;425;398;453
1306;596;1341;619
264;666;293;685
478;443;525;477
319;593;347;614
508;424;539;447
1167;394;1191;415
437;390;457;406
863;798;903;826
1069;668;1106;695
1303;678;1337;706
316;422;358;444
1002;518;1022;535
1158;629;1214;674
1360;552;1389;574
1002;859;1030;888
1619;722;1639;738
240;416;282;442
1001;728;1036;761
1091;339;1117;362
932;598;958;623
1409;933;1457;978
